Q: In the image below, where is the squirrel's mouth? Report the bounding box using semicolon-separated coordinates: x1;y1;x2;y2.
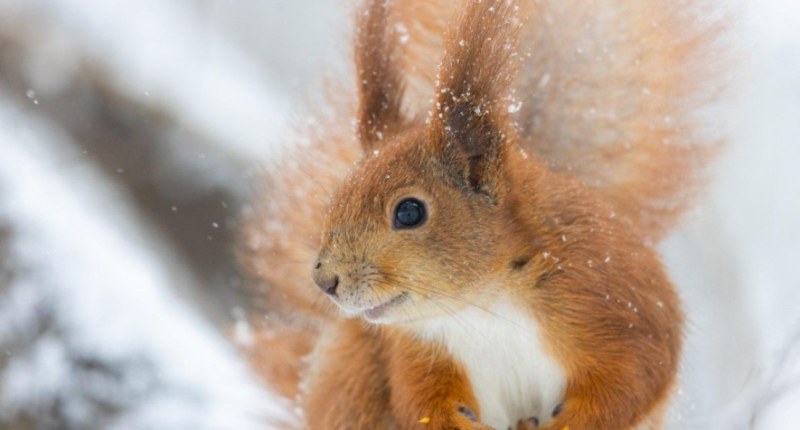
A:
361;293;409;321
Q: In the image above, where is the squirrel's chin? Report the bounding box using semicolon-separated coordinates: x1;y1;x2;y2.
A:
337;293;411;324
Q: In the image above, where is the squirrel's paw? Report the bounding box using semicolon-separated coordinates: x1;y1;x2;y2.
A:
512;416;539;430
424;404;494;430
512;402;563;429
451;405;494;430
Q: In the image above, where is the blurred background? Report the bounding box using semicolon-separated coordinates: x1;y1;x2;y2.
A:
0;0;797;429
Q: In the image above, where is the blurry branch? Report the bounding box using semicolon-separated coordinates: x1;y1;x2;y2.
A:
747;322;800;429
0;0;287;163
0;0;291;325
0;102;288;430
0;225;123;430
685;319;800;430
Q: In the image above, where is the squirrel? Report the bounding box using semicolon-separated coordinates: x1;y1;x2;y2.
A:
240;0;722;429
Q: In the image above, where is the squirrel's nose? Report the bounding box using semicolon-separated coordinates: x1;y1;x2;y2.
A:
314;274;339;296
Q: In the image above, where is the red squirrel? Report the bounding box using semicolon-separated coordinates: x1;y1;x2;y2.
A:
241;0;721;429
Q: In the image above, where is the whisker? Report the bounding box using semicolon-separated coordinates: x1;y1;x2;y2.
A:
424;294;481;335
379;272;527;332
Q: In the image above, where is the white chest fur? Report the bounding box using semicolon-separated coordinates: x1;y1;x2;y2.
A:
415;301;566;429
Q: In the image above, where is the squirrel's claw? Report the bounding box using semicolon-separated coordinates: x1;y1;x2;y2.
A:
440;404;494;430
458;406;478;422
515;416;540;430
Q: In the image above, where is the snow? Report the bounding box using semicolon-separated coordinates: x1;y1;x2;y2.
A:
0;0;797;428
660;0;800;427
0;93;287;429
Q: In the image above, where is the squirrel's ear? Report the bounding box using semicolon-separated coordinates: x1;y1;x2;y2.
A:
428;0;522;194
355;0;407;153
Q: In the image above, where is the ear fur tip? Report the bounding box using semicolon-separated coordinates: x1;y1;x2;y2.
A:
354;0;409;151
430;0;523;121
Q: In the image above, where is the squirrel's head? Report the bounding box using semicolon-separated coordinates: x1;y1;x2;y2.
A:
313;0;528;324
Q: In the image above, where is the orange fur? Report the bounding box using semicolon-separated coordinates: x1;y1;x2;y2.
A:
243;323;315;403
240;0;723;428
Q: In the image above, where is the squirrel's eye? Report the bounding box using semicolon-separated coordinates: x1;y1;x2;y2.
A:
394;198;426;229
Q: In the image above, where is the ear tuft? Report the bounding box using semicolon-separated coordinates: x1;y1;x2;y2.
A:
446;101;506;191
355;0;407;152
428;0;523;192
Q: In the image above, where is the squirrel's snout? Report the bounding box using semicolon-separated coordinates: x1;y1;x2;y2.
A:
315;275;339;296
313;261;340;296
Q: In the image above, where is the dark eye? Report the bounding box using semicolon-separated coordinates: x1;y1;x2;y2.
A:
394;198;427;229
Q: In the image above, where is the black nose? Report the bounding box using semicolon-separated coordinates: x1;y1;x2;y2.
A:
314;274;339;296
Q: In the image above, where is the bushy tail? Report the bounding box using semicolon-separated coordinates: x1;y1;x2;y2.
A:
398;0;724;240
515;0;723;239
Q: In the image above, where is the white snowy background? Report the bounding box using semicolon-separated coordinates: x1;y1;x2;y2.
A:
0;0;797;429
